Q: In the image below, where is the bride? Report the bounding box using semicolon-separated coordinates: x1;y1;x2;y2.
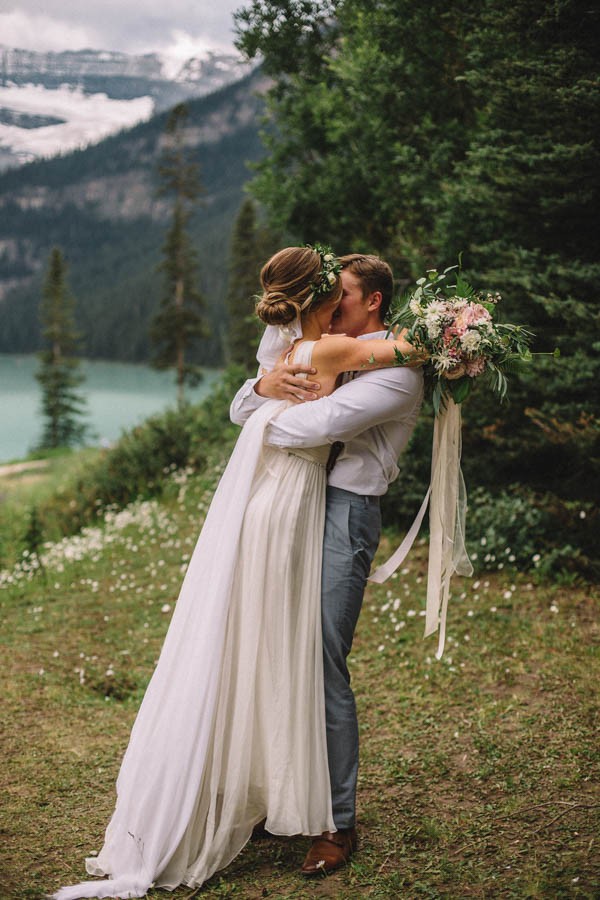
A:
53;245;422;900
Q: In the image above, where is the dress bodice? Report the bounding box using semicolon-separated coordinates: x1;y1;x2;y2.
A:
278;340;330;468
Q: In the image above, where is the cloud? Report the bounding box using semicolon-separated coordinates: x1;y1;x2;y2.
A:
0;83;154;162
0;10;94;53
0;1;246;56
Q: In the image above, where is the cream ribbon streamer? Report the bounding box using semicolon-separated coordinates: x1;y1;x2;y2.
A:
369;397;473;659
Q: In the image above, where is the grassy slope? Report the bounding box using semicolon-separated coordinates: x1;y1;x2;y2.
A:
0;450;102;565
0;456;598;900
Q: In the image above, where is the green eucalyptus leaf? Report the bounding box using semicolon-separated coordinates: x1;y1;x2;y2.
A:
447;376;471;404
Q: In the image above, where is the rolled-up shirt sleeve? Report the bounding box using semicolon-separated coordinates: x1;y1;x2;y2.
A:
229;375;268;426
265;367;423;449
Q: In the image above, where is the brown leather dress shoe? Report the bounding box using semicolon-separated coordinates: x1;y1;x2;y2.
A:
301;827;357;875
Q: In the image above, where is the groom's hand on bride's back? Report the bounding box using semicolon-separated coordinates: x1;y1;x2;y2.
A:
255;357;320;403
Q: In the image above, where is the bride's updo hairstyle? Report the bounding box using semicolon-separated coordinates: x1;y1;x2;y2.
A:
256;246;342;326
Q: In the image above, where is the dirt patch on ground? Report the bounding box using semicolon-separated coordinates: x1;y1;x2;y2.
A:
0;459;50;478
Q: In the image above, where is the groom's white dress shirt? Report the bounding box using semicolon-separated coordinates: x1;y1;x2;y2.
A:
229;331;424;497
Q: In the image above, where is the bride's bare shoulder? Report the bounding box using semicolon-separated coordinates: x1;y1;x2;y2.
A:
311;335;357;366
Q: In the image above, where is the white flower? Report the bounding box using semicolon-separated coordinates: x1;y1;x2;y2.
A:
460;330;482;352
324;253;333;262
425;315;442;339
432;350;457;372
409;296;424;316
427;299;448;317
327;271;336;284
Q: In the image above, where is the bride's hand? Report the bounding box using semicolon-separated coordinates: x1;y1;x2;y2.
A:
255;355;321;403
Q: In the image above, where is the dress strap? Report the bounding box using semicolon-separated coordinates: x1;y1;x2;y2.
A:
287;340;316;371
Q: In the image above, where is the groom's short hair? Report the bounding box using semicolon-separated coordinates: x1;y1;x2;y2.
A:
338;254;394;321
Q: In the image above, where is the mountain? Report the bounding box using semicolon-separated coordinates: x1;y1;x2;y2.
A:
0;45;254;170
0;68;269;366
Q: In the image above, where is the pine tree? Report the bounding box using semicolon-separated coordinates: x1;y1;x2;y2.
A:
225;198;272;372
234;0;474;265
434;0;600;499
35;248;87;449
150;103;208;405
236;0;600;502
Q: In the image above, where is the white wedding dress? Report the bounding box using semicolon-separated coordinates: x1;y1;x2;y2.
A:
54;342;335;900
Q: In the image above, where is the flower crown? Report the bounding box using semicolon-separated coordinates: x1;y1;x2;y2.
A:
302;243;342;309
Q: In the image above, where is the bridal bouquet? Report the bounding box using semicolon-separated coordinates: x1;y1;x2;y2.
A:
374;263;555;659
388;265;539;414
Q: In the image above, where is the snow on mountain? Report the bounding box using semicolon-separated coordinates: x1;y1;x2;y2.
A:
0;45;253;170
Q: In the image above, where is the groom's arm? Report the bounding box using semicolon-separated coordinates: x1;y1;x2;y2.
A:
229;374;267;425
230;332;388;425
265;367;423;449
229;362;320;426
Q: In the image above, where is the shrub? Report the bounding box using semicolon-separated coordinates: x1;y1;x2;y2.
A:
465;486;596;579
381;413;598;580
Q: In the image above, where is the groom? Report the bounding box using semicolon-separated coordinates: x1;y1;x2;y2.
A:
230;254;423;874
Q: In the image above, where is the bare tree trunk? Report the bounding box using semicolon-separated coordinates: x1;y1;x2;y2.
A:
175;275;184;406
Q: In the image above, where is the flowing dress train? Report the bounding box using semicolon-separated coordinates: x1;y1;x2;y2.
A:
53;342;335;900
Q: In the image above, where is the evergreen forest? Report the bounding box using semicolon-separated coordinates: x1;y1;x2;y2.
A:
233;0;599;575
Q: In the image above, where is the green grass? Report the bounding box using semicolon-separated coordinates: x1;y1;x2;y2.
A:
0;459;598;899
0;448;102;565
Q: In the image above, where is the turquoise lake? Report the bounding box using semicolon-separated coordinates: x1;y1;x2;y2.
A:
0;354;222;463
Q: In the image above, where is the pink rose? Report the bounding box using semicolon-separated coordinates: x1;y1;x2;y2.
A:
455;303;491;332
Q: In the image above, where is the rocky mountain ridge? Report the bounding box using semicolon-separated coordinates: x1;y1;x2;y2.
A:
0;44;251;98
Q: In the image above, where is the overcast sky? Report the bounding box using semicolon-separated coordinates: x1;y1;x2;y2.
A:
0;0;250;59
